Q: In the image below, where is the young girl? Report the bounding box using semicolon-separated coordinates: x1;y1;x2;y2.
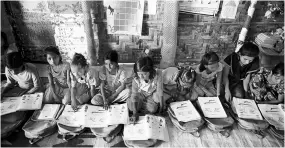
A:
64;53;99;111
1;52;42;96
194;51;223;99
43;46;70;104
249;62;284;104
91;50;131;109
127;57;164;123
90;50;130;143
162;66;196;103
223;42;260;101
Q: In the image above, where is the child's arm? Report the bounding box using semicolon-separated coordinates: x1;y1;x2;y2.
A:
70;72;78;111
243;74;251;93
100;80;109;109
110;82;126;99
26;68;41;94
222;65;231;102
157;70;164;113
216;71;222;96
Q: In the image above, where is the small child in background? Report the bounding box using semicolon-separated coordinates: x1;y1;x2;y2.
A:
43;46;70;104
193;51;223;99
1;52;42;97
64;53;99;111
91;50;131;109
127;57;164;123
162;66;196;103
249;62;284;104
223;42;260;101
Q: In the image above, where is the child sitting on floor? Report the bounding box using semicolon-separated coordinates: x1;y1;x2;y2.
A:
43;46;70;104
162;66;196;103
193;51;223;99
127;57;164;123
91;50;131;109
223;42;260;102
64;53;99;111
249;62;284;104
1;52;42;97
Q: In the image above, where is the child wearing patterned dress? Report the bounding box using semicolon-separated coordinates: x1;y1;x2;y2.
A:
249;62;284;104
193;51;223;99
43;46;70;104
64;53;100;111
127;57;164;123
91;50;131;109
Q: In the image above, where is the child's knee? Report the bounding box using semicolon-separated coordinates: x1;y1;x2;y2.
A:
91;95;104;105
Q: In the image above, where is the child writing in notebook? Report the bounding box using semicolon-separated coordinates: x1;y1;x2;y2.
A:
162;66;196;103
127;57;164;123
43;46;70;104
193;51;223;99
64;53;99;111
1;52;42;97
223;42;260;102
249;62;284;104
91;50;131;109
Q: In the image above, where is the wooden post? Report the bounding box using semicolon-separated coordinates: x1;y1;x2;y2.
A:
160;0;178;68
235;0;258;52
81;0;97;65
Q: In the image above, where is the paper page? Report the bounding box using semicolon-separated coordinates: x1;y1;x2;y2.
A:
107;103;129;125
17;93;43;111
278;104;285;112
84;105;108;128
147;115;169;141
147;0;157;15
258;104;284;130
37;104;61;120
170;100;201;122
123;116;149;140
220;0;240;19
198;97;227;118
1;97;21;116
57;105;85;127
232;97;263;120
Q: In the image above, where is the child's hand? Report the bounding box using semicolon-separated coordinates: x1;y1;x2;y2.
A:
103;99;109;110
129;113;139;124
225;89;232;102
71;100;78;111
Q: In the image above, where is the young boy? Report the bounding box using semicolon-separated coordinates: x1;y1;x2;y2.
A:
1;52;42;97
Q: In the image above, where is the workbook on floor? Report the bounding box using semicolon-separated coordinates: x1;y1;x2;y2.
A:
35;104;65;120
232;97;263;120
258;104;284;130
169;100;201;122
56;103;129;127
198;97;227;118
123;114;169;141
1;93;43;116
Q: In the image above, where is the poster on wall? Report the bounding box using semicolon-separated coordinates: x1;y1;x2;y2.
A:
220;0;240;19
104;0;145;36
179;0;221;15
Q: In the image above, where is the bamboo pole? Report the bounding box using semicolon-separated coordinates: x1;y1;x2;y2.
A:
235;0;258;52
81;0;97;66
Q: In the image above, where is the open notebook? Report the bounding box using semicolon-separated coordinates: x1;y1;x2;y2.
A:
198;97;227;118
32;104;65;120
56;103;129;127
1;93;43;116
258;104;284;130
169;100;201;122
123;114;169;141
232;97;263;120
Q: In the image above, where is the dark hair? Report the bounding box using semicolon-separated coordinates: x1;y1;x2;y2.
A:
6;52;23;69
71;53;88;67
1;32;9;52
238;42;259;57
184;67;196;82
44;46;62;62
272;62;284;76
199;51;220;71
104;50;119;63
134;57;156;80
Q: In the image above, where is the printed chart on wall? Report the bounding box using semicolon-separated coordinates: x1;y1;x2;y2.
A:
104;0;145;35
179;0;221;15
